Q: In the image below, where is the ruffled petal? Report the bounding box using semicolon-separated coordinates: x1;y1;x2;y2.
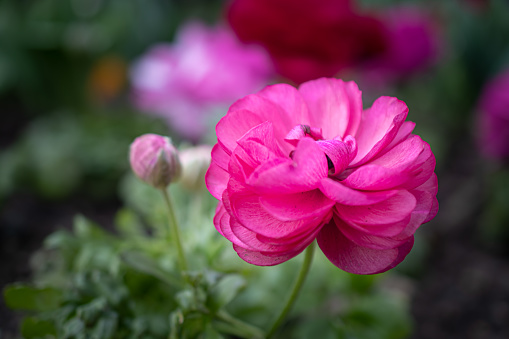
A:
336;213;411;250
382;121;416;155
216;109;265;154
319;178;398;206
317;219;414;274
256;83;312;127
247;137;328;194
409;174;438;224
211;143;230;171
229;188;324;239
299;78;363;139
317;137;357;175
259;189;335;221
217;192;249;247
352;96;409;165
319;178;399;205
228;90;306;152
230;217;322;253
213;202;227;236
238;121;283;155
233;243;309;266
335;190;416;225
205;162;230;200
343;135;428;190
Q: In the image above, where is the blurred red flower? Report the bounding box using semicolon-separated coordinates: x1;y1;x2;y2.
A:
227;0;387;84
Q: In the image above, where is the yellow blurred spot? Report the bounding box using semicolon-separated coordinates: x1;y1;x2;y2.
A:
88;55;127;103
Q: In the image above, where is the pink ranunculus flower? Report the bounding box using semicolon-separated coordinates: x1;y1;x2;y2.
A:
477;68;509;159
131;21;274;141
205;78;438;275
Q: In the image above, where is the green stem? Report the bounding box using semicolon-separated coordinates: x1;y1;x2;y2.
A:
266;242;315;338
161;188;188;272
216;310;266;339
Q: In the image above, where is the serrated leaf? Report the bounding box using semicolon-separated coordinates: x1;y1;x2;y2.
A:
207;274;246;313
3;284;62;311
20;317;57;338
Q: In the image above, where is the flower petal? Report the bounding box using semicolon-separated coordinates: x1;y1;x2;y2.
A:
319;178;398;206
382;121;416;154
229;188;324;239
343;135;428;190
317;136;357;175
248;137;328;194
216;109;265;154
299;78;363;139
256;83;312;127
317;219;414;274
233;243;308;266
205;162;230;199
352;96;408;165
211;143;230;171
259;189;335;221
335;190;416;225
337;214;411;250
230;217;321;253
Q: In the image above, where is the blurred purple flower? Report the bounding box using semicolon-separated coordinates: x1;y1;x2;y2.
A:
477;69;509;160
362;6;441;85
130;21;274;141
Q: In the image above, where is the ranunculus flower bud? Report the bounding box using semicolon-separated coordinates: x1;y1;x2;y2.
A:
130;134;182;188
179;145;212;191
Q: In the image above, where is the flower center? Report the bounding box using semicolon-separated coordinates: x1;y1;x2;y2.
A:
285;124;358;176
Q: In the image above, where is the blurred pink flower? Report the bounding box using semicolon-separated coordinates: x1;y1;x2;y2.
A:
227;0;387;85
206;78;438;275
362;6;441;84
131;21;273;141
477;69;509;159
130;133;181;188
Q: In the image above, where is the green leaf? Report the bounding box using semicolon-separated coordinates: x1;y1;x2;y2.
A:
207;274;246;313
348;273;378;295
201;323;225;339
3;284;62;311
91;311;118;339
115;208;146;238
76;298;107;324
73;215;108;239
20;317;57;339
62;318;85;338
121;251;181;287
175;290;198;311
